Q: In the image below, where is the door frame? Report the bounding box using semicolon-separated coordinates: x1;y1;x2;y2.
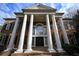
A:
32;36;48;47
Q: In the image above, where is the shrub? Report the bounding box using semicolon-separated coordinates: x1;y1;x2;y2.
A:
0;33;3;41
62;44;79;55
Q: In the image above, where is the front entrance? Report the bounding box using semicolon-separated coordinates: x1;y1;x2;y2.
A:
36;37;44;46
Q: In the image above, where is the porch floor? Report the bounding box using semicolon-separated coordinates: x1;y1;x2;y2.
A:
11;47;65;56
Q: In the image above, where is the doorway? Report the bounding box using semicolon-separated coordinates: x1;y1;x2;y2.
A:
36;37;44;47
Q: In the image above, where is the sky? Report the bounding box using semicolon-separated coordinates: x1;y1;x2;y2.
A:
0;3;79;25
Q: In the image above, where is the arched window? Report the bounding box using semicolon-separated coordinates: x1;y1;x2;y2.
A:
35;23;47;35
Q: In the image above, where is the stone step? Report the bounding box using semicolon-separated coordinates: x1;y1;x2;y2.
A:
0;50;66;56
0;51;3;55
11;53;66;56
0;47;66;56
11;51;66;56
0;50;13;56
11;52;56;56
11;47;66;56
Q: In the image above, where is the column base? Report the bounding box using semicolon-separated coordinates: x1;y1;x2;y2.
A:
4;48;12;52
14;49;23;53
56;48;65;53
48;48;56;53
24;49;32;53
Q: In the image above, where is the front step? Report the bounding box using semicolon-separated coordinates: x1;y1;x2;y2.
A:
11;52;56;56
11;51;66;56
1;51;11;56
0;47;66;56
0;50;14;56
11;47;66;56
0;50;66;56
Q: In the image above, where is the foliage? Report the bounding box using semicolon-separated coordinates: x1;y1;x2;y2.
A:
0;33;3;41
62;44;79;55
0;32;2;36
72;10;79;45
0;26;2;29
0;25;3;41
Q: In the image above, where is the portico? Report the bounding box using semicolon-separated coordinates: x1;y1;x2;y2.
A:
3;4;70;53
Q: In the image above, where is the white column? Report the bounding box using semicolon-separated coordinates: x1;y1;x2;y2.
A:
46;14;55;52
52;15;64;52
59;17;69;44
15;15;27;53
4;17;19;51
24;14;34;53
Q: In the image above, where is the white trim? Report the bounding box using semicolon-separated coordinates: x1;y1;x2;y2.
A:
16;15;24;17
34;25;47;27
32;37;36;47
24;12;55;15
24;12;62;17
44;37;46;47
33;37;47;47
32;35;47;37
15;12;62;18
35;23;45;26
32;37;34;47
34;37;36;47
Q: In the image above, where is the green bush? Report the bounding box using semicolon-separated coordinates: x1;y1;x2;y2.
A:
62;44;79;55
0;33;3;41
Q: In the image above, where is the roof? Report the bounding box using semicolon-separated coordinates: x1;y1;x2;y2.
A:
26;4;56;10
55;12;64;16
4;18;16;20
14;12;24;15
22;3;56;12
63;18;72;20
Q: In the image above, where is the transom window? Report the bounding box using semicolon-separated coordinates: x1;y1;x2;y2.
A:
33;23;47;35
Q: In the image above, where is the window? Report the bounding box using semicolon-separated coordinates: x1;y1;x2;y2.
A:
64;22;68;29
35;26;46;35
6;23;10;30
34;23;47;35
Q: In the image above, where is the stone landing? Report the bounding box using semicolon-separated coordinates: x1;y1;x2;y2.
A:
0;50;14;56
11;51;66;56
0;47;66;56
11;47;66;56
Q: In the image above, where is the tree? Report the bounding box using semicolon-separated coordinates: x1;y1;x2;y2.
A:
73;10;79;45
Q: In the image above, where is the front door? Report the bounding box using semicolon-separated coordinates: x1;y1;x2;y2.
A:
36;37;44;46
